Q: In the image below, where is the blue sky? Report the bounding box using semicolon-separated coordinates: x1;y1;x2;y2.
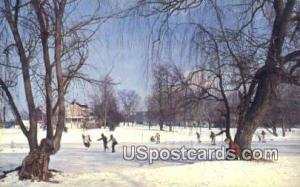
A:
8;0;270;113
12;1;155;112
67;9;155;109
62;0;196;109
12;1;217;112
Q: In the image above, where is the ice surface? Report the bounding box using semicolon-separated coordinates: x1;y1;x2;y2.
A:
1;124;300;186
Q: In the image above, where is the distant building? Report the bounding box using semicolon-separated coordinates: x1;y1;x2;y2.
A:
65;99;93;128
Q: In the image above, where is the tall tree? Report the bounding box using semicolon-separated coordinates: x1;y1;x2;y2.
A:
91;75;122;131
0;0;102;180
128;0;300;149
118;89;140;125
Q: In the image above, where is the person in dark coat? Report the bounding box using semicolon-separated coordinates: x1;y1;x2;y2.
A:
261;130;266;143
150;136;155;142
196;132;201;143
108;134;118;153
210;131;216;145
97;133;108;151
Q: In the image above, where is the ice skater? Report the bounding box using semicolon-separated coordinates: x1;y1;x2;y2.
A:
150;136;155;142
97;133;108;151
155;132;160;144
108;134;118;153
82;134;92;148
210;131;216;145
257;133;261;142
196;132;201;143
261;130;266;143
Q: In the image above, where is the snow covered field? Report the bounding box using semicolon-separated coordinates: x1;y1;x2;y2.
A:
1;125;300;187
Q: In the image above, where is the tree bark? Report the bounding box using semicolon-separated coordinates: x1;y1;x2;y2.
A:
235;72;279;149
53;1;66;152
31;0;54;139
19;139;54;181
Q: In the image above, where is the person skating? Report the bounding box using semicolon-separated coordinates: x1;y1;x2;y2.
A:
150;136;155;142
97;133;108;151
108;134;118;153
155;132;160;144
224;138;241;160
82;134;92;148
257;133;261;142
261;130;266;143
196;132;201;143
210;131;216;145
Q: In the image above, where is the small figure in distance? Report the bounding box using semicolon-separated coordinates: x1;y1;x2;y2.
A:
82;134;92;148
196;132;201;143
155;132;160;144
108;134;118;153
97;133;108;152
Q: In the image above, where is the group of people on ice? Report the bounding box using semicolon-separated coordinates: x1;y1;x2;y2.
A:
195;131;216;145
196;130;268;146
81;127;268;158
149;130;241;159
203;131;242;159
82;133;118;153
98;133;118;152
196;129;270;159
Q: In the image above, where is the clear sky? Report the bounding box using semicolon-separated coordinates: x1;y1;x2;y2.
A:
51;0;196;110
8;0;253;113
66;9;155;110
13;1;156;112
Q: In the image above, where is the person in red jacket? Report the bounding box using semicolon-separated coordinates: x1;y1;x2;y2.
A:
224;138;241;160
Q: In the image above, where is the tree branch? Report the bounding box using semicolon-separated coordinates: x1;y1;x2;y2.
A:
0;78;28;137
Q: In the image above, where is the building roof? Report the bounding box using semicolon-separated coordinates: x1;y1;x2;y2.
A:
71;99;88;108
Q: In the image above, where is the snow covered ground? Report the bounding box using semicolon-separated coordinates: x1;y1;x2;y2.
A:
1;125;300;187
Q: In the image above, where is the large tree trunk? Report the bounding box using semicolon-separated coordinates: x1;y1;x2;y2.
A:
224;111;231;140
19;139;54;181
234;120;257;150
235;72;279;149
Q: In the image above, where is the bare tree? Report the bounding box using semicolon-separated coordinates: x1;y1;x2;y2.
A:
233;0;300;149
146;95;158;128
0;0;103;180
262;85;300;136
147;63;187;131
91;74;122;131
150;63;175;130
128;0;300;149
118;89;140;126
